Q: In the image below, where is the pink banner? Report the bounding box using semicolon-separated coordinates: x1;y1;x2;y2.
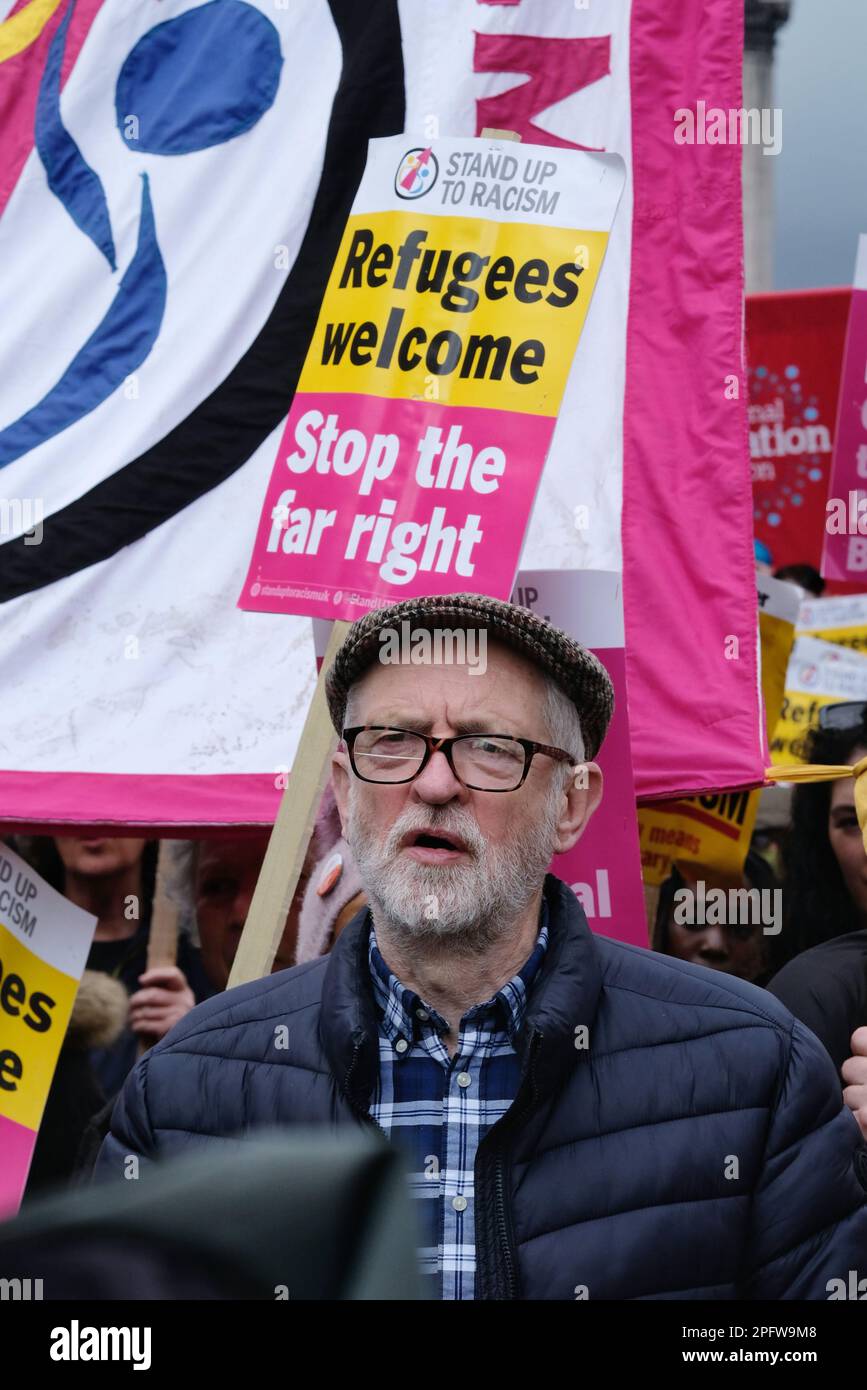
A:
822;237;867;583
624;0;763;799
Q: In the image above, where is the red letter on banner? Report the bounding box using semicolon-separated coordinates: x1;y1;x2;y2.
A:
474;34;610;149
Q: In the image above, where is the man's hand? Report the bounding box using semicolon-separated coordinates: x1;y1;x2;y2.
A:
128;966;196;1043
842;1025;867;1140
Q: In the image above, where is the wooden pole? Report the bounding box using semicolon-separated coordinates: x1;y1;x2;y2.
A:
145;840;181;971
137;839;181;1055
228;619;350;987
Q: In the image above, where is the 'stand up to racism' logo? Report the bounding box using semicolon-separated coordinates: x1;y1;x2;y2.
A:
394;147;438;199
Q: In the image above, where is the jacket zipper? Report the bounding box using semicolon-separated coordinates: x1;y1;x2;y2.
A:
344;1038;388;1139
491;1029;542;1299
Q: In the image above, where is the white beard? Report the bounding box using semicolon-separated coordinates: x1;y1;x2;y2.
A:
345;788;562;953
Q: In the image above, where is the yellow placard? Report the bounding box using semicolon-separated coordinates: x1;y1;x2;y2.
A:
638;789;759;886
0;923;78;1131
769;690;854;766
798;623;867;655
759;609;796;745
299;210;608;415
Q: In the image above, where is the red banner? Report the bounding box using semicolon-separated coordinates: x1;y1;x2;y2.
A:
747;288;851;584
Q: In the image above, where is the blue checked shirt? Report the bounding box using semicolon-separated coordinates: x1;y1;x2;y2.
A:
367;907;549;1300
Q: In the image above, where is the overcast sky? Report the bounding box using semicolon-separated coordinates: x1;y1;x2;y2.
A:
774;0;867;288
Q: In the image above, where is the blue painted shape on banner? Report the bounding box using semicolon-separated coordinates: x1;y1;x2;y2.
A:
35;0;117;270
115;1;283;155
0;175;165;467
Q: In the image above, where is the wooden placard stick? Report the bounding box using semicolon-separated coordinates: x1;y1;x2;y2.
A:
228;619;350;987
480;128;522;142
146;841;181;970
137;838;181;1055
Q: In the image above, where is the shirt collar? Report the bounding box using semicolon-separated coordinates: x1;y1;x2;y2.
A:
368;901;549;1047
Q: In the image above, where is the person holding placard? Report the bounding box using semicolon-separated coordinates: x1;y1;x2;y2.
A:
95;596;867;1300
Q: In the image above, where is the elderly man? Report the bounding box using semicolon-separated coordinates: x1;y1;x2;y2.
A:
96;594;867;1300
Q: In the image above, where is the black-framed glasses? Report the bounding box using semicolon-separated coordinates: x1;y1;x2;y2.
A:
817;700;867;733
342;725;577;792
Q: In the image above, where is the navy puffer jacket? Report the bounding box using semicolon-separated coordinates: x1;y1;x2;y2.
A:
95;876;867;1299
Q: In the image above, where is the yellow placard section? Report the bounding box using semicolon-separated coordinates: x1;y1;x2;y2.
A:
798;623;867;655
0;923;77;1131
299;210;608;415
759;608;797;746
638;790;760;886
769;690;846;766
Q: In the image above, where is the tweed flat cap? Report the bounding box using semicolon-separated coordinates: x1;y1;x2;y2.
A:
324;593;614;760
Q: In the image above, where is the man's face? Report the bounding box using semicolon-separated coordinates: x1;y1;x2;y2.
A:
195;834;308;989
54;836;147;878
829;746;867;921
331;640;602;950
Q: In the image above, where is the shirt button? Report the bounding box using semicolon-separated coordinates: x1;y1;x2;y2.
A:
395;1038;409;1054
416;1008;429;1021
452;1195;468;1213
457;1072;472;1088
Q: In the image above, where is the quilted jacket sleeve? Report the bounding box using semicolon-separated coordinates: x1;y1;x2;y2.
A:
92;1050;158;1182
745;1018;867;1299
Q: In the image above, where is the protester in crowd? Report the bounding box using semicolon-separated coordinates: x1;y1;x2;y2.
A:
773;562;824;597
96;595;867;1301
776;702;867;966
754;537;773;573
766;702;867;1083
767;703;867;1140
184;787;363;992
749;784;792;880
23;970;128;1202
17;836;212;1098
294;783;366;965
842;1029;867;1142
192;832;303;991
653;850;783;985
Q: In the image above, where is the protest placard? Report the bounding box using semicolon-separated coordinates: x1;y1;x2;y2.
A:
769;634;867;765
0;844;96;1217
239;135;624;622
797;591;867;654
757;574;804;755
748;289;850;576
822;235;867;582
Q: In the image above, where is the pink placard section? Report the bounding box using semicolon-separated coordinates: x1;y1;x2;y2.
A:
550;647;646;948
0;1113;36;1221
822;268;867;582
242;392;552;622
